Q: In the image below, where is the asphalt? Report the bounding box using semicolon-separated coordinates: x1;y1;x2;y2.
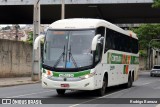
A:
0;71;160;107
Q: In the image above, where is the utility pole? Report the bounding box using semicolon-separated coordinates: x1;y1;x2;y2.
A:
61;0;65;19
32;0;41;81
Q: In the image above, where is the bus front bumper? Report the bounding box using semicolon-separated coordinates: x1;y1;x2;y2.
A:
42;76;95;90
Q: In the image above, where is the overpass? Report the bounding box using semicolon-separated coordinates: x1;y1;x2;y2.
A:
0;0;160;24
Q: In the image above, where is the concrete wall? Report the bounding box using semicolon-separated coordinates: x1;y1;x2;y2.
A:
0;39;32;77
152;49;160;66
139;56;147;70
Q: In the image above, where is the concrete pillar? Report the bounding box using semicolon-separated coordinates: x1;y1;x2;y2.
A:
32;0;40;81
61;0;65;19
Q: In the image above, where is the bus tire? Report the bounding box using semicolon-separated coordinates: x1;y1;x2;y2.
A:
124;73;132;88
96;77;107;96
56;89;66;95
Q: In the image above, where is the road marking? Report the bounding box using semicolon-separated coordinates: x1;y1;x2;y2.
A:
69;87;134;107
6;90;55;98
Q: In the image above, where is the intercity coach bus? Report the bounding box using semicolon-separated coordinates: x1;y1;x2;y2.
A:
38;18;139;96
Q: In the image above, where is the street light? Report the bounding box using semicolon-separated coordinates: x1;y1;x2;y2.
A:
148;39;160;69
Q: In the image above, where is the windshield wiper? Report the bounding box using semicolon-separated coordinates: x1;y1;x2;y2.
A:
69;45;78;68
53;46;65;68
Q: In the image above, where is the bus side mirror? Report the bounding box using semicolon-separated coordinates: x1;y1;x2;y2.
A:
98;37;104;45
34;34;45;50
91;34;101;51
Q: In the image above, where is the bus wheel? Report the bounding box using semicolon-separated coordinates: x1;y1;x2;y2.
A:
125;74;132;88
96;77;107;96
56;89;66;95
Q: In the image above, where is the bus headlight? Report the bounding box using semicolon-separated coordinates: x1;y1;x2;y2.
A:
84;74;89;79
80;72;96;79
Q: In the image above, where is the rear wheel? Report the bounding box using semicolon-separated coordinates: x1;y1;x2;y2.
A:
56;89;66;95
124;73;132;88
96;77;107;96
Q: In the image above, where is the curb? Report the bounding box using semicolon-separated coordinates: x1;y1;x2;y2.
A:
0;81;41;87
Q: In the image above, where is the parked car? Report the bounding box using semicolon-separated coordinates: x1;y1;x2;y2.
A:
150;65;160;77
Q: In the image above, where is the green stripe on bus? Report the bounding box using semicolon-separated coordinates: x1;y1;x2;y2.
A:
123;65;126;74
43;68;46;73
52;70;90;77
107;52;123;64
131;56;139;64
107;52;139;64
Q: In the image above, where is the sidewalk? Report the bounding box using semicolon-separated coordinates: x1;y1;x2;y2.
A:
0;77;40;87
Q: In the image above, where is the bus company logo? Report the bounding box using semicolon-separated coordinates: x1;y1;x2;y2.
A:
111;54;122;63
59;74;74;78
2;99;11;104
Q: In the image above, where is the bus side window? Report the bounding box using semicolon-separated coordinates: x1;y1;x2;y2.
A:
104;28;138;54
105;29;113;52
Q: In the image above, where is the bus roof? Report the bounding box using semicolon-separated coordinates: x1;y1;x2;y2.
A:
49;18;138;39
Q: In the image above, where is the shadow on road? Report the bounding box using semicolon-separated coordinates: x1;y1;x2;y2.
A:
48;85;129;99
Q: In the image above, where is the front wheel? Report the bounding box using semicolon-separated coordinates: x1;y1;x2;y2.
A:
96;77;107;96
56;89;66;95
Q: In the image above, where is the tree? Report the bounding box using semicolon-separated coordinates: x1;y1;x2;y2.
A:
152;0;160;8
133;24;160;50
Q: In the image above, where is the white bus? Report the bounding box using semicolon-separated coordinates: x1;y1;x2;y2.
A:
40;18;139;96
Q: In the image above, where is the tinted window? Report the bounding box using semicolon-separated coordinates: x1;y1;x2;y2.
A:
153;66;160;69
105;28;138;54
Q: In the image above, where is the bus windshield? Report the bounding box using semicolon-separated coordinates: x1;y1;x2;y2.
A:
43;29;95;69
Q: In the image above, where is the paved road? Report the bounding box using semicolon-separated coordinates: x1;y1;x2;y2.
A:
0;71;160;107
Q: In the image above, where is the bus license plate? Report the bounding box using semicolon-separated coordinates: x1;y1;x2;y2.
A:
61;84;69;88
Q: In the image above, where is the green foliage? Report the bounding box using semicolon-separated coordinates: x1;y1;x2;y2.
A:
139;50;147;57
26;31;44;46
152;0;160;8
26;31;33;46
133;24;160;50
